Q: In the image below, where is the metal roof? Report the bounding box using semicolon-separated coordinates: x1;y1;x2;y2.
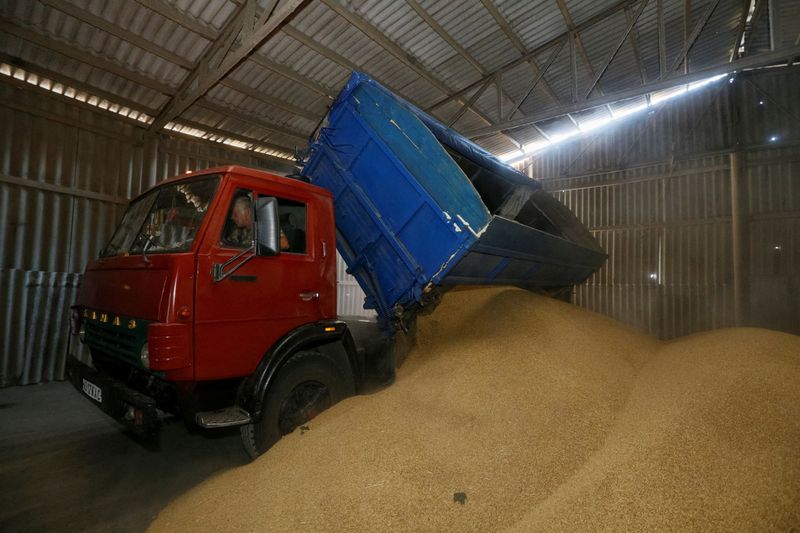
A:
1;0;798;160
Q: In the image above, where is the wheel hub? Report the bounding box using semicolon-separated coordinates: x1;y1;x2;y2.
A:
278;381;331;435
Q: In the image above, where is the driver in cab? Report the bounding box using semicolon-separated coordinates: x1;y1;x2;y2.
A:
226;196;289;251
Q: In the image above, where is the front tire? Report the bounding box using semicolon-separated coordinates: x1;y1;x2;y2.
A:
240;350;354;459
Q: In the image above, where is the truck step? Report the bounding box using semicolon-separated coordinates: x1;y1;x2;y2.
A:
195;407;251;428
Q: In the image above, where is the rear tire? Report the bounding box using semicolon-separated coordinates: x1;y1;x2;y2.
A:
240;350;354;459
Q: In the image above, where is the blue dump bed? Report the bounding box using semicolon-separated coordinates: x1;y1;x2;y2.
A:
303;72;606;324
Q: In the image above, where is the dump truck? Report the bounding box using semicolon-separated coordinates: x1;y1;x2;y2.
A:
66;72;605;457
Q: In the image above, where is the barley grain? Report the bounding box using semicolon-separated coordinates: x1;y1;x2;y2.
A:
149;288;800;532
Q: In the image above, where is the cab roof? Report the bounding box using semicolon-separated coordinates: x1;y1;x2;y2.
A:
137;165;330;201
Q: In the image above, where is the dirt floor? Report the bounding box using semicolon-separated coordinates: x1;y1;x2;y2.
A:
149;287;800;532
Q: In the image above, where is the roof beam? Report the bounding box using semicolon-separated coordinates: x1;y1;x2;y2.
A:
148;0;306;132
428;40;563;112
219;78;321;121
730;0;753;61
624;4;649;85
133;0;218;40
136;0;336;104
286;21;524;148
0;53;295;170
506;38;566;120
282;25;361;74
160;135;296;171
683;0;691;74
282;26;443;115
555;0;605;96
405;0;529;127
196;98;310;144
283;24;457;124
479;0;562;105
570;32;578;102
447;75;494;127
745;0;766;56
565;114;580;130
657;0;667;77
670;0;722;73
495;71;503;121
406;0;485;75
0;20;175;95
0;52;160;117
40;0;194;69
176;117;294;159
585;0;649;98
137;0;335;104
464;45;800;137
248;53;334;99
428;0;641;113
318;0;506;136
320;0;449;95
532;123;552;141
1;75;148;142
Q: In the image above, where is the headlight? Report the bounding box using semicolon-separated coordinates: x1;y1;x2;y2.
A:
140;343;149;368
69;305;83;335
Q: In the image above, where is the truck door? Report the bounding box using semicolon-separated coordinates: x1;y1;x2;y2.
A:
194;184;323;380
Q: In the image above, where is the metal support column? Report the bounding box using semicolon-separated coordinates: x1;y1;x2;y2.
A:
729;74;750;327
730;149;749;326
142;133;159;190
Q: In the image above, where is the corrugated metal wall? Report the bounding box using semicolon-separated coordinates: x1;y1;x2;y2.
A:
0;80;370;387
530;67;800;339
336;253;376;318
746;143;800;333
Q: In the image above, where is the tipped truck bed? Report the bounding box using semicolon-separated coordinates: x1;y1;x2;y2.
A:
303;72;606;324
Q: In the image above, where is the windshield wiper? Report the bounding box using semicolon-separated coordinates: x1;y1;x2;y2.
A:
141;234;155;263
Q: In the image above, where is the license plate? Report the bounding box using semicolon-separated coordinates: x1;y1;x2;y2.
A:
82;378;103;403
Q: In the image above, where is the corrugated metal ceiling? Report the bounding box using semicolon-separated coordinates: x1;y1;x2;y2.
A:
1;0;794;159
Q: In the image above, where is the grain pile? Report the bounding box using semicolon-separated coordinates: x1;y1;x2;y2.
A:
150;288;800;532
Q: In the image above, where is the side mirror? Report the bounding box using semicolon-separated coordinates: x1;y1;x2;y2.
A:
255;197;280;256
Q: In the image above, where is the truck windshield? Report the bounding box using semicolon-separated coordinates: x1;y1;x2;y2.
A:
101;175;220;257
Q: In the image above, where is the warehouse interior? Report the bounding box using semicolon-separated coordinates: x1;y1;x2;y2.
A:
1;0;799;531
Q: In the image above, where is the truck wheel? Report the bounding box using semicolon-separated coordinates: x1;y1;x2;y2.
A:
240;350;354;459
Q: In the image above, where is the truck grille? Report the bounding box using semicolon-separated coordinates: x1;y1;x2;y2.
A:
85;319;145;366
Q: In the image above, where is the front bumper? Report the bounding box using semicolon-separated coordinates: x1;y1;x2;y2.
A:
66;355;159;438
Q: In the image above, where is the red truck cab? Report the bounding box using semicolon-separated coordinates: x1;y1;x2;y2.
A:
67;166;372;457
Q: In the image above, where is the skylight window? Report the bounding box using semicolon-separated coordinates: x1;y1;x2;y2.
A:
0;62;294;162
498;73;730;164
